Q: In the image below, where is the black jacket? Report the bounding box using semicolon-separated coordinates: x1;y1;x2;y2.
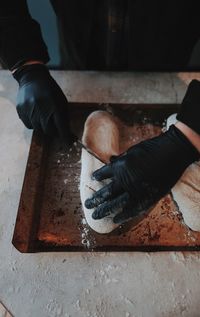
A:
0;0;200;71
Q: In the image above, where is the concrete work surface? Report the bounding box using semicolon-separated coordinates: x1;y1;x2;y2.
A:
0;301;12;317
1;70;200;317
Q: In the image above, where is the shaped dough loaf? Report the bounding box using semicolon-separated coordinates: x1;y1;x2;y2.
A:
167;113;200;231
80;111;122;234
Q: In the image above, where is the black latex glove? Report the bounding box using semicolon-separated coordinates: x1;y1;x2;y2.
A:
13;64;73;144
85;125;199;224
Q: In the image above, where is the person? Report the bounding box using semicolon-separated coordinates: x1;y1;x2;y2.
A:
0;0;200;224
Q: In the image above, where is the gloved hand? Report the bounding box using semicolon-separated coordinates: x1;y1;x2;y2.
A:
85;125;199;224
13;64;73;144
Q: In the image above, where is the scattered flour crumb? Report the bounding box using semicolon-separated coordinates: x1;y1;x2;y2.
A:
82;218;87;225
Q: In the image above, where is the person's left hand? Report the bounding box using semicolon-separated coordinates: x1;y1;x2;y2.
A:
13;64;74;144
84;125;199;224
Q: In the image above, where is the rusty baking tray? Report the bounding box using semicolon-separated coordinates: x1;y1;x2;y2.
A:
12;103;200;252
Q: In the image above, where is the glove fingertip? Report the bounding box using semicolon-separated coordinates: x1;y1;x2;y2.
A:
92;164;113;181
92;210;100;220
113;215;123;224
84;198;94;209
113;212;131;224
92;170;102;181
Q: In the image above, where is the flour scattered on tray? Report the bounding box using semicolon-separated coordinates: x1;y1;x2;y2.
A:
80;216;96;249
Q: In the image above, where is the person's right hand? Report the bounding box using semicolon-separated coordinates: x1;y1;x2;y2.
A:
13;63;74;144
85;125;199;224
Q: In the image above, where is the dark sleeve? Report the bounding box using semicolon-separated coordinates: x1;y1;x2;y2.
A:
0;0;50;70
177;80;200;135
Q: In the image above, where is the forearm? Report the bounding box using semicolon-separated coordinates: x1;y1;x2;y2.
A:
0;0;49;70
175;121;200;153
177;80;200;136
175;79;200;154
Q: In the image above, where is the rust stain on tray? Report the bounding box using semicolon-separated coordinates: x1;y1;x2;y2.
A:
12;103;200;252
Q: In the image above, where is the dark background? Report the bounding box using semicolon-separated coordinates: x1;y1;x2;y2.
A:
28;0;200;70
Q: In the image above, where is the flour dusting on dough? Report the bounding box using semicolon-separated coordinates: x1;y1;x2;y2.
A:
80;111;123;234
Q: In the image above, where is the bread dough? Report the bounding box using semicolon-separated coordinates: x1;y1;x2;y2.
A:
80;111;124;234
80;149;120;233
81;110;200;234
80;110;162;233
82;110;120;164
167;113;200;231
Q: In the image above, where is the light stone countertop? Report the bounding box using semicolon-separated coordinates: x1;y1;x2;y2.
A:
0;70;200;317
